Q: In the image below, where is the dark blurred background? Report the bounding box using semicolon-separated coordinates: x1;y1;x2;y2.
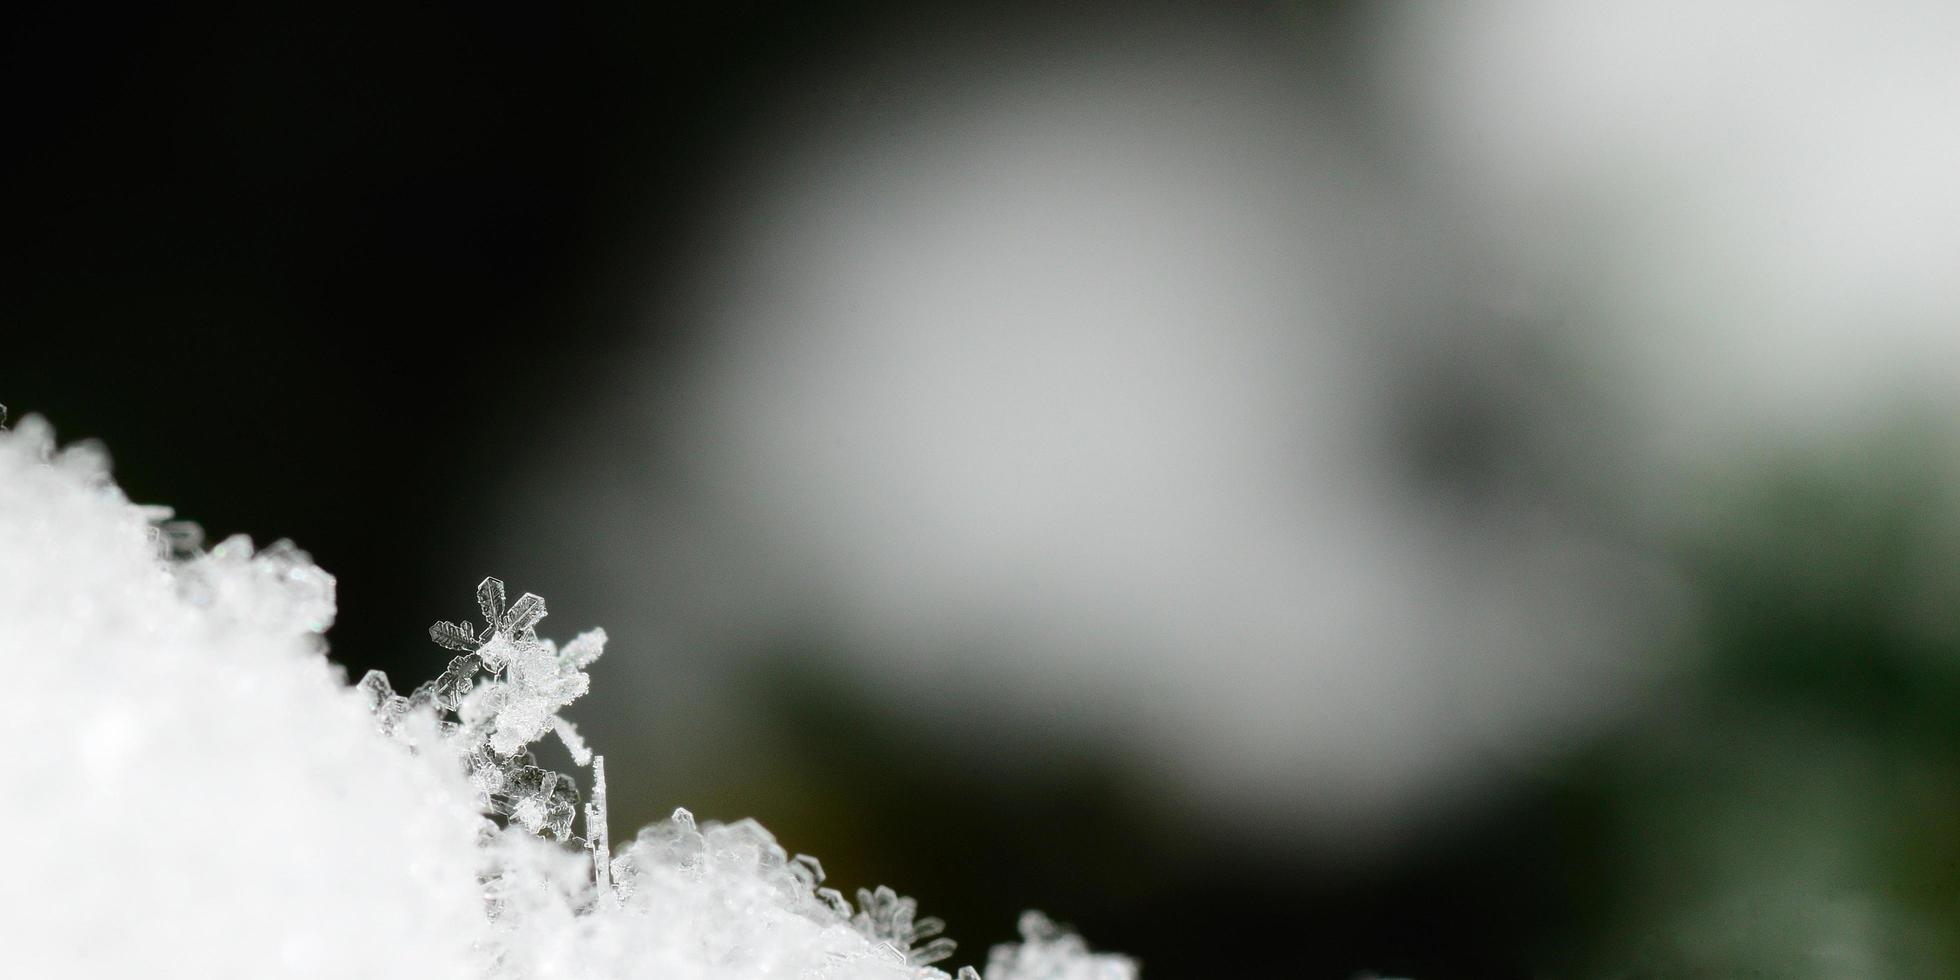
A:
11;2;1960;977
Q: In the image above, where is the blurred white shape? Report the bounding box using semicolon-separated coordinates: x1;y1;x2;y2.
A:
517;12;1663;843
1371;0;1960;458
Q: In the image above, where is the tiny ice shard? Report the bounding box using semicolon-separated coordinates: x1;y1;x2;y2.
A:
504;592;546;635
587;755;612;899
429;619;479;651
853;885;956;967
358;670;411;734
477;576;506;629
553;716;592;766
431;654;479;710
500;766;578;841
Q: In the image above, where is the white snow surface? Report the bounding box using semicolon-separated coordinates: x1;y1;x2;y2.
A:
0;415;1131;980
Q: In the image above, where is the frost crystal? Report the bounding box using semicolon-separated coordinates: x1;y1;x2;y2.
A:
855;885;958;967
363;576;606;843
0;412;1134;980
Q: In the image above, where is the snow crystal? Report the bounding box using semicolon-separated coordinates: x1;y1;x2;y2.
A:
0;412;1133;980
855;885;958;968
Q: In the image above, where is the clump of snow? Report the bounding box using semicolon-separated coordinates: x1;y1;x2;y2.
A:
0;413;489;980
983;914;1139;980
0;412;1132;980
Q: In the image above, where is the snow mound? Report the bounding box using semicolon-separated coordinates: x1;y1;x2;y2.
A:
0;412;1131;980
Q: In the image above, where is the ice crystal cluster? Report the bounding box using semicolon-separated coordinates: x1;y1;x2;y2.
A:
0;411;1132;980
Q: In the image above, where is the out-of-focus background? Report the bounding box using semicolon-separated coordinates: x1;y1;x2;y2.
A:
9;1;1960;976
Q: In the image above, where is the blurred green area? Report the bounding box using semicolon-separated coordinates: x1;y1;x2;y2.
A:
1566;427;1960;978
